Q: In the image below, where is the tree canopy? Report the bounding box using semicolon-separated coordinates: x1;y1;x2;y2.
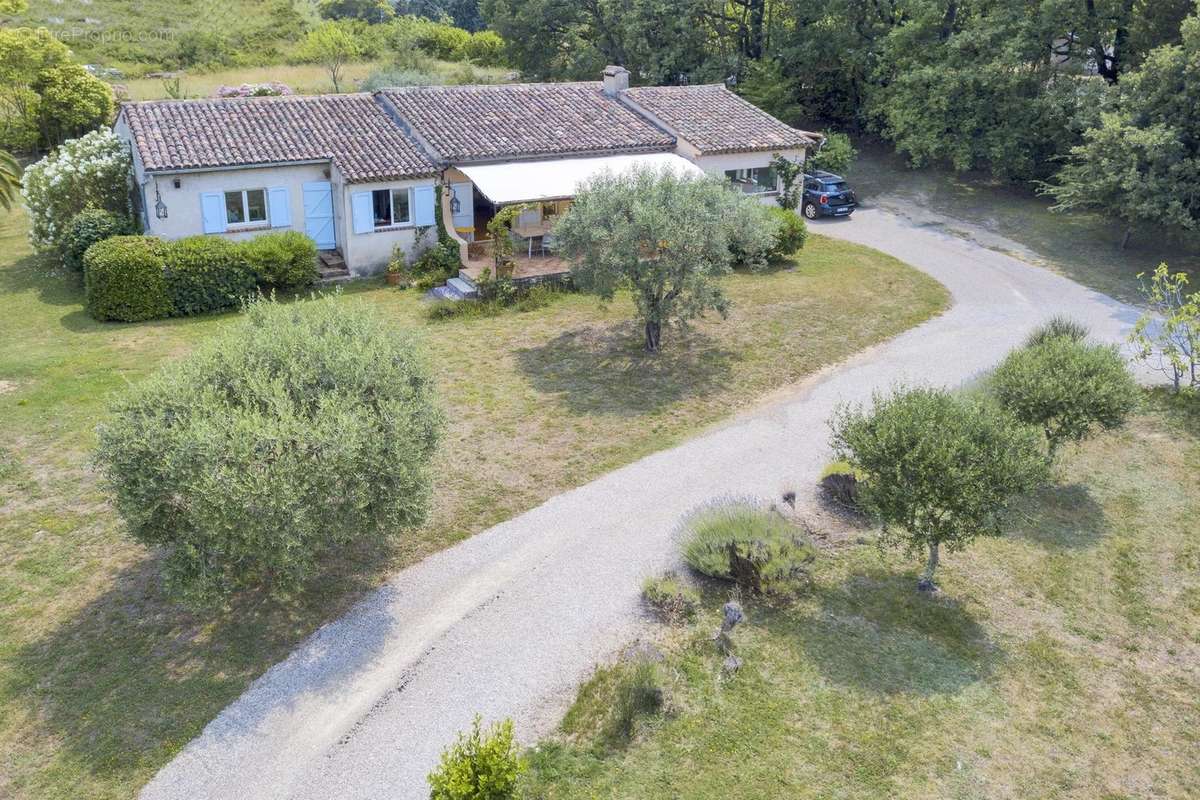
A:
554;166;777;352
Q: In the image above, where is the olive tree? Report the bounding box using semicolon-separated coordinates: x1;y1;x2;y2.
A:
94;295;443;604
830;387;1047;592
1129;264;1199;392
554;165;778;352
991;334;1139;460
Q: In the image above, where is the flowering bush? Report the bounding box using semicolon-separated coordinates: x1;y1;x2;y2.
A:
213;82;293;98
22;129;131;253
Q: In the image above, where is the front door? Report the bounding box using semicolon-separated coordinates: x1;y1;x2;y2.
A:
450;182;474;240
303;181;336;250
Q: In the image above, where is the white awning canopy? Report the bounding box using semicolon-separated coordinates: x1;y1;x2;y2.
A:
458;152;705;205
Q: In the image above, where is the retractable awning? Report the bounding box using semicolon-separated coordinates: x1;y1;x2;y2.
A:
458;152;705;205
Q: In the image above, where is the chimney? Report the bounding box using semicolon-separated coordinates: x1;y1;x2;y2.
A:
602;65;630;97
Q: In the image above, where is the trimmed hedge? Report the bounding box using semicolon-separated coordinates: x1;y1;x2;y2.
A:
163;236;257;316
62;209;136;272
84;236;172;322
241;230;318;292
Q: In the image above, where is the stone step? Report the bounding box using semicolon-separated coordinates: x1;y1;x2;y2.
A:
456;270;478;289
445;276;478;299
319;251;346;268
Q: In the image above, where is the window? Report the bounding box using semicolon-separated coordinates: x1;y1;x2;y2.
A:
724;166;779;195
224;189;267;226
372;188;412;228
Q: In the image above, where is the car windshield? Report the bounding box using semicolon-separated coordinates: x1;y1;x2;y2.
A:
822;182;849;193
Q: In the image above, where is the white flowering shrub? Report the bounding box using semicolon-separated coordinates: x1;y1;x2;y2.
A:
21;129;131;253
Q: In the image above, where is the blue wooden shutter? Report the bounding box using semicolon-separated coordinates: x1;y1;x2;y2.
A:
268;186;291;228
351;191;373;234
200;192;226;234
413;185;435;227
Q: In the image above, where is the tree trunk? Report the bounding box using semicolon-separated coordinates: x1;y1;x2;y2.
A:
644;319;662;352
1119;226;1132;250
917;541;939;592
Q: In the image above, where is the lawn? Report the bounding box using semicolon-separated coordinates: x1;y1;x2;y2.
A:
0;208;947;799
523;393;1200;799
849;143;1200;304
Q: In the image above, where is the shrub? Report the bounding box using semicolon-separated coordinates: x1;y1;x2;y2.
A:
642;572;700;623
831;387;1048;591
807;131;858;175
83;235;171;322
21;129;131;253
414;22;471;61
163;236;257;316
682;500;816;597
240;230;318;292
93;295;443;603
766;206;807;259
991;336;1139;460
818;460;862;509
464;30;506;67
61;208;135;272
428;716;524;800
1025;315;1089;348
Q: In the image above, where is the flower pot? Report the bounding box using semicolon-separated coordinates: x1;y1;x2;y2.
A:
385;272;403;286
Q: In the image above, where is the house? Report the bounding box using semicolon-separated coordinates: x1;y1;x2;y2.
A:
115;67;819;280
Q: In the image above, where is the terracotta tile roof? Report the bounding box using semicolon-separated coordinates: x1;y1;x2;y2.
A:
621;84;818;155
377;83;676;163
120;94;438;182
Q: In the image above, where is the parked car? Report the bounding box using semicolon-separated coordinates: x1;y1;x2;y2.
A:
801;171;857;220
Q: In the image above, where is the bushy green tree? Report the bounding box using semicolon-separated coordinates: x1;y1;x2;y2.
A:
428;716;524;800
0;26;71;151
94;295;443;603
807;131;856;176
991;336;1139;460
318;0;395;22
463;30;506;66
300;21;364;92
33;64;114;149
554;166;778;351
831;387;1047;591
1044;11;1200;245
21;129;131;252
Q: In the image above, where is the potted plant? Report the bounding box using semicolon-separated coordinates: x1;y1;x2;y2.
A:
386;245;407;286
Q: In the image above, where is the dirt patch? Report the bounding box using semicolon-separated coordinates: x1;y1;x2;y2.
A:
0;380;19;395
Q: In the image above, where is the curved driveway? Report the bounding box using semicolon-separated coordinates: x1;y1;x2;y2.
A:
141;208;1147;800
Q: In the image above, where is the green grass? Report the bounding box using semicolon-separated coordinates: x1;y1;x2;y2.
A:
523;392;1200;799
0;207;946;799
849;142;1200;303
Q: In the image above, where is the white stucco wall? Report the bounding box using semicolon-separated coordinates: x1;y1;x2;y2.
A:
132;162;336;245
693;147;808;204
339;176;438;276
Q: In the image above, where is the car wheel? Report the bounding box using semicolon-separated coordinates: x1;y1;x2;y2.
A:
803;202;818;220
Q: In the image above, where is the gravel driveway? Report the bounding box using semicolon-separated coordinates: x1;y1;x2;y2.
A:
140;208;1149;800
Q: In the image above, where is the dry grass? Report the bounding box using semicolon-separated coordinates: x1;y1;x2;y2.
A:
0;205;946;799
524;394;1200;799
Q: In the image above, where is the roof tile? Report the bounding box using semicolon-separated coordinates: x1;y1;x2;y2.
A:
621;84;817;155
377;83;675;163
121;94;438;182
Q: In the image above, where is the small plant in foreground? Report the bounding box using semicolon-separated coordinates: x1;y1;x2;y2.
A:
428;716;524;800
609;658;664;743
818;460;864;509
682;500;816;597
992;336;1139;460
831;387;1047;592
1024;315;1090;348
1129;264;1199;393
641;572;700;623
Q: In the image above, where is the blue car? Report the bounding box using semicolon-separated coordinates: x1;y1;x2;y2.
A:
801;171;857;220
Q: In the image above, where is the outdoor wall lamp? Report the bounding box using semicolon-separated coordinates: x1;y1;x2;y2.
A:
172;177;181;189
154;181;168;220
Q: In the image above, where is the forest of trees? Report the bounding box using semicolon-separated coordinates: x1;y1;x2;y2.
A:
479;0;1200;236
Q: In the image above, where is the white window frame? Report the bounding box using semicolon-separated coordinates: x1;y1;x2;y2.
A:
371;187;413;229
724;167;779;196
224;188;268;227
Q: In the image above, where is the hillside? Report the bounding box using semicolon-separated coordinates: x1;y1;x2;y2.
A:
5;0;318;73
